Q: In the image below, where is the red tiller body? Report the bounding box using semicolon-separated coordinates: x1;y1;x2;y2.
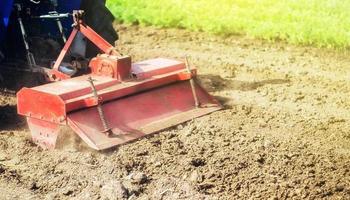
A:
17;11;222;150
17;56;222;150
19;57;197;121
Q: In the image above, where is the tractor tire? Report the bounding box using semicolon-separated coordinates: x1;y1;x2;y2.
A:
80;0;118;58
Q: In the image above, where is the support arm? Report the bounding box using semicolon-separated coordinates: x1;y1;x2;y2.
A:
49;10;120;81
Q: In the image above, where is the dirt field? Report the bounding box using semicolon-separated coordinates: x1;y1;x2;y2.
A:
0;24;350;199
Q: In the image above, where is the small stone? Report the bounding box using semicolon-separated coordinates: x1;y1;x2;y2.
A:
62;187;74;196
189;170;203;183
101;180;128;200
295;188;302;196
268;195;278;200
271;178;277;184
29;181;39;190
190;158;206;167
0;152;8;161
293;95;305;102
154;162;161;167
128;194;137;200
315;180;325;187
335;185;344;192
93;180;103;188
146;32;156;37
256;154;265;164
0;165;5;174
130;172;148;184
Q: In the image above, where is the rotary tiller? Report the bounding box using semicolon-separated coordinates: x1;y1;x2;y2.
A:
17;12;221;150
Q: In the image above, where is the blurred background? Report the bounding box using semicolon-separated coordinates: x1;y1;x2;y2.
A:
107;0;350;49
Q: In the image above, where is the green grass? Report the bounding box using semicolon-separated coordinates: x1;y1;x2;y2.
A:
106;0;350;49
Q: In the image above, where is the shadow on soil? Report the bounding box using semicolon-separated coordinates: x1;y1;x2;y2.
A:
0;69;45;131
0;104;26;131
198;74;290;106
198;74;290;92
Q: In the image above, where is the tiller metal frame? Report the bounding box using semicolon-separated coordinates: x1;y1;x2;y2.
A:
17;11;222;150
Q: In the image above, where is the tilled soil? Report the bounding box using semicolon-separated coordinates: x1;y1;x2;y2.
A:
0;24;349;200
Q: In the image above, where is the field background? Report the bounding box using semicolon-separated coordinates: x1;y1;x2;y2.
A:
1;1;350;199
106;0;350;49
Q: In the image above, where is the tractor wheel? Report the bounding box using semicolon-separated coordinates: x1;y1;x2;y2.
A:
80;0;118;58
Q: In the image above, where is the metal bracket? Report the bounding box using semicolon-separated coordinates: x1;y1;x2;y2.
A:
87;76;112;136
185;56;200;108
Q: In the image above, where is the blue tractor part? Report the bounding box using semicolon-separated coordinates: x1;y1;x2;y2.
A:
0;0;117;82
0;0;14;46
0;0;83;49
